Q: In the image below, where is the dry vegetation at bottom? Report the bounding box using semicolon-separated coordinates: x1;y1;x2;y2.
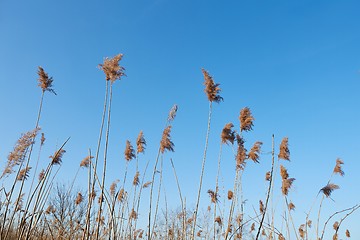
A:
0;54;358;240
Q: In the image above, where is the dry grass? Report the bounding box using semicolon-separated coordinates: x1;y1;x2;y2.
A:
0;57;358;240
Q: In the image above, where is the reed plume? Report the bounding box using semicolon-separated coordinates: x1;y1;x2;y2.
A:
50;149;66;165
221;123;235;144
136;131;146;154
80;155;93;168
202;69;223;103
98;54;125;83
125;140;136;161
333;158;344;176
248;141;262;163
75;192;83;205
239;107;254;132
288;202;295;211
227;190;233;200
320;183;339;197
278;137;290;160
236;135;247;170
37;66;56;95
160;126;174;153
17;167;31;181
207;189;219;203
280;165;295;195
133;171;140;186
110;180;119;196
346;229;350;237
3;128;40;177
168;104;178;122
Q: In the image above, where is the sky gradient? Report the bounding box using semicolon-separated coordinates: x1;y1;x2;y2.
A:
1;0;359;238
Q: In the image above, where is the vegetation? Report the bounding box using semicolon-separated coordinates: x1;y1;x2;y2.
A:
0;54;358;240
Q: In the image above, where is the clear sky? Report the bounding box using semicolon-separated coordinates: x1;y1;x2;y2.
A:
1;0;359;238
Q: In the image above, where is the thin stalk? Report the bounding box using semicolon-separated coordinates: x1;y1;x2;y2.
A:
96;82;113;240
255;134;275;240
192;102;212;240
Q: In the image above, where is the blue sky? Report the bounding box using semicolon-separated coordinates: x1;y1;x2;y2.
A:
1;0;359;238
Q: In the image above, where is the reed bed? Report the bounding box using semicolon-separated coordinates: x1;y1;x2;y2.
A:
0;54;358;240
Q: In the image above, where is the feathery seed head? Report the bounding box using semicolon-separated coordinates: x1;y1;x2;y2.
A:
320;183;339;197
282;177;295;196
4;128;40;177
239;107;254;132
160;126;174;153
98;54;125;83
280;165;289;180
136;131;146;154
133;171;140;186
168;104;178;122
17;167;31;181
278;137;290;161
248;141;262;163
227;190;234;200
265;171;271;181
50;149;66;165
221;123;236;144
215;216;222;226
80;155;93;168
75;192;83;205
125;140;136;161
259;200;264;214
346;229;350;237
110;180;119;196
207;189;219;203
288;201;296;211
38;67;56;95
333;158;344;176
202;69;223;103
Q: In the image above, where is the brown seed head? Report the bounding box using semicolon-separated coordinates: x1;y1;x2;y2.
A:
320;183;339;197
124;140;135;161
110;180;119;196
17;167;31;181
259;200;264;214
278;137;290;161
221;123;236;144
4;128;40;177
160;126;174;153
143;181;152;188
129;208;138;220
299;224;305;238
202;69;223;103
278;233;285;240
117;188;126;202
136;131;146;154
250;222;255;232
333;233;338;240
207;189;219;203
280;165;289;180
50;148;66;165
38;169;45;181
248;141;262;163
333;221;339;230
236;137;247;170
214;216;222;226
41;133;46;146
265;171;271;181
227;190;233;200
288;201;296;211
45;205;56;214
38;66;56;94
282;178;295;195
346;229;350;237
133;171;140;186
239;107;254;132
75;192;83;205
80;155;93;168
333;158;344;176
307;220;312;228
98;54;125;83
